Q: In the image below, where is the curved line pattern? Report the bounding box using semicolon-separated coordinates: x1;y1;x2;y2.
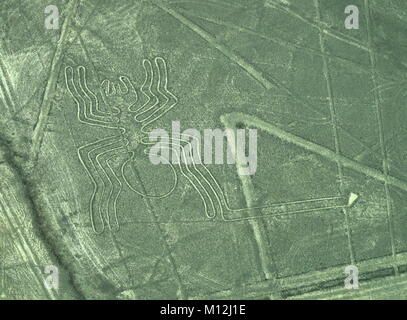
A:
68;56;349;233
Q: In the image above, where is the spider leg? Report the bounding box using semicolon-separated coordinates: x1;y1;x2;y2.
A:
106;154;125;232
77;135;123;234
65;66;117;128
134;59;159;121
77;65;112;117
139;57;178;134
172;137;222;219
100;79;122;115
141;136;219;219
118;75;139;113
95;145;127;232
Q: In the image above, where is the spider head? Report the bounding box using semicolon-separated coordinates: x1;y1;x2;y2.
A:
100;76;138;116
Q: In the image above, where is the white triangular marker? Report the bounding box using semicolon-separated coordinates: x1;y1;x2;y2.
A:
348;192;359;207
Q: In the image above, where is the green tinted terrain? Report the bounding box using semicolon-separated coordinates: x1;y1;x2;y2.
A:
1;0;407;299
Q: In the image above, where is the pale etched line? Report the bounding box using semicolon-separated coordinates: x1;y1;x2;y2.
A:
145;129;351;221
136;253;169;290
364;0;398;276
115;239;166;264
138;136;218;218
191;251;407;300
153;1;393;158
354;133;396;162
100;79;116;96
322;279;407;300
132;97;188;298
139;58;179;133
172;8;400;83
65;66;117;128
77;136;122;234
0;227;7;298
153;0;275;90
61;114;124;283
134;56;181;133
0;188;55;299
103;155;136;292
213;130;281;294
314;0;355;265
218;116;354;225
85;138;126;233
124;162;188;299
68;37;136;224
106;155;123;232
92;56;187;299
116;202;347;223
134;58;155;116
170;0;246;10
11;6;48;71
0;55;16;113
222;112;407;193
135;59;160;121
138;57;170;124
265;0;368;52
13;85;42;119
0;77;13;114
196;272;227;289
168;128;350;220
121;151;178;199
163;137;221;218
153;0;362;163
109;219;211;224
65;57;132;239
31;0;80;161
77;65;112;118
294;273;407;300
134;56;179;132
223;203;349;222
65;3;98;53
265;0;405;71
281;250;407;289
94;144;125;231
76;34;124;118
154;142;218;218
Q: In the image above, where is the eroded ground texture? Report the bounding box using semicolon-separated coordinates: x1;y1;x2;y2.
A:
1;0;407;299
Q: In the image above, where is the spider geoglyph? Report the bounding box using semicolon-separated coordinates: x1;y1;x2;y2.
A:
64;56;353;234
